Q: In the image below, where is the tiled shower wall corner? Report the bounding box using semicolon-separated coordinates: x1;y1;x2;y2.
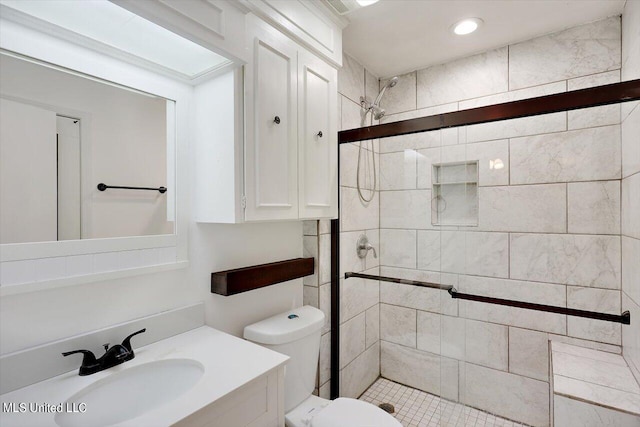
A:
302;52;383;399
373;16;632;427
303;219;332;398
621;0;640;385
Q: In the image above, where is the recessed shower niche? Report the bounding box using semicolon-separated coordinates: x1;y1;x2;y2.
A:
432;161;478;226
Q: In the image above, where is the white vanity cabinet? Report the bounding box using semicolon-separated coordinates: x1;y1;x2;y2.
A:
195;13;339;223
176;366;285;427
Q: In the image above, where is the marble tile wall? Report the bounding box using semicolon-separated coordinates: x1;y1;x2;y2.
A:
621;0;640;386
366;16;634;427
304;53;381;400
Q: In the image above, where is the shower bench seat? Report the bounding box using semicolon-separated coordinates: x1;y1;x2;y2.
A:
550;341;640;426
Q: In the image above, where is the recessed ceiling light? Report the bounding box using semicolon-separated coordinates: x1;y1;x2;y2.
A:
452;18;483;36
356;0;380;6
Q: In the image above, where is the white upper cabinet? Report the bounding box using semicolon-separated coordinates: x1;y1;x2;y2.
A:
298;50;338;219
195;10;340;223
245;18;299;221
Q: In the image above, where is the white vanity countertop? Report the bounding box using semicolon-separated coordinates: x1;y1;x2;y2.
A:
0;326;289;427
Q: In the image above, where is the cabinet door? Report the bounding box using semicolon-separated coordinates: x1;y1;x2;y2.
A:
245;18;298;221
297;49;338;219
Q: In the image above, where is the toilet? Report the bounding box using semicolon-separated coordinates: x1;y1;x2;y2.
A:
244;305;402;427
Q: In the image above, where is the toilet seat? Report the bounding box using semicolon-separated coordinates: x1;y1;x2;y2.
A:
311;397;402;427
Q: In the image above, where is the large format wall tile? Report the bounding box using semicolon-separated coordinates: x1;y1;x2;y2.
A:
568;105;620;131
379;129;442;153
340;342;379;399
509;327;549;381
510;125;621;184
381;102;459;125
380;304;416;347
434;231;509;278
417;47;508;109
622;103;640;178
365;69;379;105
338;53;364;104
459;81;566;110
568;181;620;235
464;319;508;371
622;0;640;82
340;231;365;276
417;230;440;271
462;363;549;427
461;232;509;278
478;184;567;233
303;235;319;286
380;190;431;229
509;17;621;89
466;112;566;144
380;229;416;269
379;72;416;115
341;95;364;130
379;267;458;316
457;275;567;334
340;142;379;189
622;172;640;239
622;236;640;306
365;305;380;349
319;331;331;385
380;150;417;190
567;287;622;345
340;187;379;231
381;341;459;401
340;275;379;322
340;312;366;369
510;234;621;289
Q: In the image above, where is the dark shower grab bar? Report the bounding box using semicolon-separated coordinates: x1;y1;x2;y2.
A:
97;183;167;193
345;272;631;325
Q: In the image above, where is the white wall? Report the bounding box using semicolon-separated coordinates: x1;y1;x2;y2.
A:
190;221;303;338
0;54;172;240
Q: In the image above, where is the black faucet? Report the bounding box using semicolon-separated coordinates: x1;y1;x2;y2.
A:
62;328;146;376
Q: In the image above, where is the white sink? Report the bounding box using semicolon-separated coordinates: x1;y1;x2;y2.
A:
55;359;204;427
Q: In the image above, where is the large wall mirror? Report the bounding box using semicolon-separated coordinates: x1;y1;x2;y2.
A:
0;53;175;244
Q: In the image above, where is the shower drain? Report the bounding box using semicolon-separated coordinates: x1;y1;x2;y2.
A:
378;403;395;414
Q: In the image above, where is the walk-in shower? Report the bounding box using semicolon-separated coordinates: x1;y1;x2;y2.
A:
357;76;399;202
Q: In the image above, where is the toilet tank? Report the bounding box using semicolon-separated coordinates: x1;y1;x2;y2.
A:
244;306;325;412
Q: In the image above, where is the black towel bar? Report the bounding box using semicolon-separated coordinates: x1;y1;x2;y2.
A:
97;183;167;193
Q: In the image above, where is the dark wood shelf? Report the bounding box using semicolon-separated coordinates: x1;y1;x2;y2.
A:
211;257;315;296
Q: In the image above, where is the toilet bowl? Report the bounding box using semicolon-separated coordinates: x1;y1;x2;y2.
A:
244;305;401;427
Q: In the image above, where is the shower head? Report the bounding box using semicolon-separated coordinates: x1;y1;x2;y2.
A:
385;76;399;89
371;105;386;120
373;76;399;108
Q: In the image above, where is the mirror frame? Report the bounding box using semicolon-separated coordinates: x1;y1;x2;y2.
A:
0;14;193;293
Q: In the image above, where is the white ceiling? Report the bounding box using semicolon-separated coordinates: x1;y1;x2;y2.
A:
342;0;625;78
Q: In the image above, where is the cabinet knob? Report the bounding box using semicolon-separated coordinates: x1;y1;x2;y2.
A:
273;116;281;124
317;131;323;138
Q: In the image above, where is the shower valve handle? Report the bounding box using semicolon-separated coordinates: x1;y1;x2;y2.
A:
317;131;323;138
356;234;377;259
273;116;281;124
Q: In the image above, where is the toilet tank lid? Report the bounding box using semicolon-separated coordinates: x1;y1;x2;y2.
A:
244;305;325;345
